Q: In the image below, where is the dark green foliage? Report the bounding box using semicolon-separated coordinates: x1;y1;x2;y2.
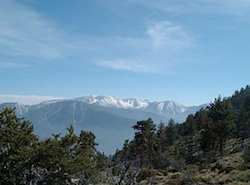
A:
96;152;108;170
151;152;170;169
115;85;250;174
157;121;167;151
0;108;38;185
132;118;160;167
2;85;250;184
200;97;235;154
165;119;178;146
244;146;250;163
238;95;250;139
111;139;141;185
0;108;101;185
181;114;197;137
200;113;216;152
136;168;156;182
210;97;235;154
30;127;99;184
231;85;250;139
110;85;250;184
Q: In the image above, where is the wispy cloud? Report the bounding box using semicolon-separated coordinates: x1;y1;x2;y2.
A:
0;0;195;74
96;20;194;73
126;0;250;15
0;0;74;62
146;21;193;49
0;95;64;105
98;59;156;73
0;61;30;69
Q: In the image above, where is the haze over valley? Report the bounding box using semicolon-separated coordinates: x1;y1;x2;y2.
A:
0;95;205;154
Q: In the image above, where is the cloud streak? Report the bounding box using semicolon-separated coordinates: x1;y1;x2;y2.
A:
0;61;30;69
96;20;194;73
126;0;250;15
0;0;195;73
98;59;156;73
0;0;74;62
0;95;64;105
146;21;193;49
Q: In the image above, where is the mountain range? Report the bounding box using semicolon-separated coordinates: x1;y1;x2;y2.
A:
0;95;206;154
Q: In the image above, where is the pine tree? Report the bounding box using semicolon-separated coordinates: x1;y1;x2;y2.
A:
30;126;99;184
231;85;250;138
157;121;167;151
0;108;38;185
239;95;250;140
185;114;197;137
132;118;158;167
165;119;178;146
208;97;235;154
200;112;216;152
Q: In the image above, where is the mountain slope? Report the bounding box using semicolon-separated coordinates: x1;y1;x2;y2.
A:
0;95;205;154
75;95;204;122
24;100;136;154
75;95;149;109
0;102;29;115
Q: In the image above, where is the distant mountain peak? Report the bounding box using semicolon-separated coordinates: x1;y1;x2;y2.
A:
0;94;204;121
0;95;206;154
75;95;149;109
0;102;29;115
39;99;65;105
73;95;190;116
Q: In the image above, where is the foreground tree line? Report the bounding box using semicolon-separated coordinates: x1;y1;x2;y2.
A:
1;85;250;184
111;85;250;184
0;108;108;185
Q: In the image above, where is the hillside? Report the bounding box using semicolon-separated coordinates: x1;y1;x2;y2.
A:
105;85;250;184
0;95;204;154
1;86;250;184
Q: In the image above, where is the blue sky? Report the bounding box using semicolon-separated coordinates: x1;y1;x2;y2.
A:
0;0;250;105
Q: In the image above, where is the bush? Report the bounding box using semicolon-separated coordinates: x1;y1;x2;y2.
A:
167;166;178;173
152;153;170;169
136;169;157;182
234;170;250;182
243;146;250;163
111;166;119;176
158;169;168;176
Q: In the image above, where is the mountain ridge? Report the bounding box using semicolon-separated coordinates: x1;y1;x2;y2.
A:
0;95;207;154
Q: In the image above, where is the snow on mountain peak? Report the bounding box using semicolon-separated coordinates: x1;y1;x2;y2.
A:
0;102;29;115
164;101;188;113
74;95;189;116
75;95;149;109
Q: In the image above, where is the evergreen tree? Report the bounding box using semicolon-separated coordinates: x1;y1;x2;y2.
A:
185;114;197;136
180;114;197;137
30;127;99;185
194;108;208;131
208;97;235;154
200;112;216;152
231;85;250;138
0;108;38;185
157;121;167;151
238;94;250;140
165;119;178;146
132;118;159;167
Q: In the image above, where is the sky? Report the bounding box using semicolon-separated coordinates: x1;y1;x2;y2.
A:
0;0;250;106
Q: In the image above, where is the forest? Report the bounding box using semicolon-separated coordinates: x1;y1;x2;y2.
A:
1;85;250;185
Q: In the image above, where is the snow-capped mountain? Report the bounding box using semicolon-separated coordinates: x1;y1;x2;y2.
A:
75;95;149;109
145;101;188;116
0;95;206;154
0;102;29;115
74;95;194;118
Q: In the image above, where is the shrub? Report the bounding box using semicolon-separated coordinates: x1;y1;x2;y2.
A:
243;146;250;163
136;169;156;182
